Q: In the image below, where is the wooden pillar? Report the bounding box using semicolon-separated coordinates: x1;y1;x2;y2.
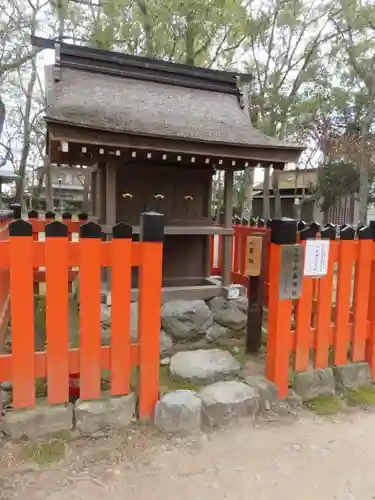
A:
105;162;116;226
99;163;106;224
91;170;97;216
222;168;233;286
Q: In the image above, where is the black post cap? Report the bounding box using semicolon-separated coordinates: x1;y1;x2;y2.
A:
258;217;265;227
250;216;257;227
299;225;318;241
62;212;72;220
140;211;164;242
10;204;22;219
297;220;306;231
78;212;88;221
9;219;32;237
45;211;55;220
270;217;297;245
112;222;133;239
28;210;39;219
79;221;102;239
242;217;249;225
339;225;355;240
266;218;272;228
45;220;69;237
321;225;336;240
358;225;373;240
310;221;321;232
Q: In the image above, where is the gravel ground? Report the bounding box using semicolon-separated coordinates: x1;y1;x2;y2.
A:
1;410;375;500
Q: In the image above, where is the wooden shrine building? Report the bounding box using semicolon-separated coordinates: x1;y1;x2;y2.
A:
32;36;303;300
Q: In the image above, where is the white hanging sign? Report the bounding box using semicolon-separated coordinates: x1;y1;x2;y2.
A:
303;239;330;277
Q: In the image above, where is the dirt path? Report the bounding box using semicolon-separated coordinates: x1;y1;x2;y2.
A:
2;411;375;500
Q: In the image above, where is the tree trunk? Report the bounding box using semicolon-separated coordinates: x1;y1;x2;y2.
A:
0;96;5;139
45;157;54;210
262;166;271;220
136;0;154;56
272;168;282;217
185;13;195;65
82;169;91;213
15;67;37;203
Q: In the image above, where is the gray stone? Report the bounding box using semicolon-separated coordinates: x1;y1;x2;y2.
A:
160;330;173;355
1;389;11;409
76;393;135;434
334;362;372;390
294;368;336;401
161;300;214;340
208;297;247;332
130;302;138;342
154;390;202;433
101;303;111;323
205;323;229;342
2;404;73;439
199;381;259;427
1;381;12;392
160;357;171;366
245;375;278;411
285;390;303;408
170;349;240;383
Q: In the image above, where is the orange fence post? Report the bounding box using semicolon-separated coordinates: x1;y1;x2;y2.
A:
45;221;69;404
111;222;132;396
314;225;336;368
266;219;298;399
79;221;102;401
352;227;372;362
334;226;356;366
138;211;164;419
9;220;35;408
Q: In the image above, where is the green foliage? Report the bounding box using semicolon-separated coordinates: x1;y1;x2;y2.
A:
317;162;360;211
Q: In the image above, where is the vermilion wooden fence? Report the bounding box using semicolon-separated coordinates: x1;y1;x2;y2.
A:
211;225;270;299
0;213;163;419
266;223;375;398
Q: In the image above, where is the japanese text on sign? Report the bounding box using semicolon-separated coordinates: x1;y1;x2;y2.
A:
303;239;330;277
279;244;304;300
246;236;263;276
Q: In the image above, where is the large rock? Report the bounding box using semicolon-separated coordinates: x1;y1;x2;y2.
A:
160;330;173;355
2;404;73;439
334;362;372;391
208;297;247;332
154;390;202;433
205;323;230;342
294;368;336;401
200;381;259;427
169;349;240;383
161;300;213;340
101;303;171;354
245;375;279;411
76;393;135;434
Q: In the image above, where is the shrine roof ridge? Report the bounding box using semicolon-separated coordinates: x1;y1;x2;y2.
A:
31;35;251;96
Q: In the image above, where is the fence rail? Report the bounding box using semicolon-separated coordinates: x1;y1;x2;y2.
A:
0;213;163;419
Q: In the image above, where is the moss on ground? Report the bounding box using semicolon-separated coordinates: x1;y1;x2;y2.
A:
158;365;204;395
304;395;341;415
20;438;66;465
346;386;375;406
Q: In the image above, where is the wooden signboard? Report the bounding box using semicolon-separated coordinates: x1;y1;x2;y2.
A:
246;236;263;276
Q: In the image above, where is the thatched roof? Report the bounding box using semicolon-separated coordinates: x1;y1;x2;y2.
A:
34;36;304;165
